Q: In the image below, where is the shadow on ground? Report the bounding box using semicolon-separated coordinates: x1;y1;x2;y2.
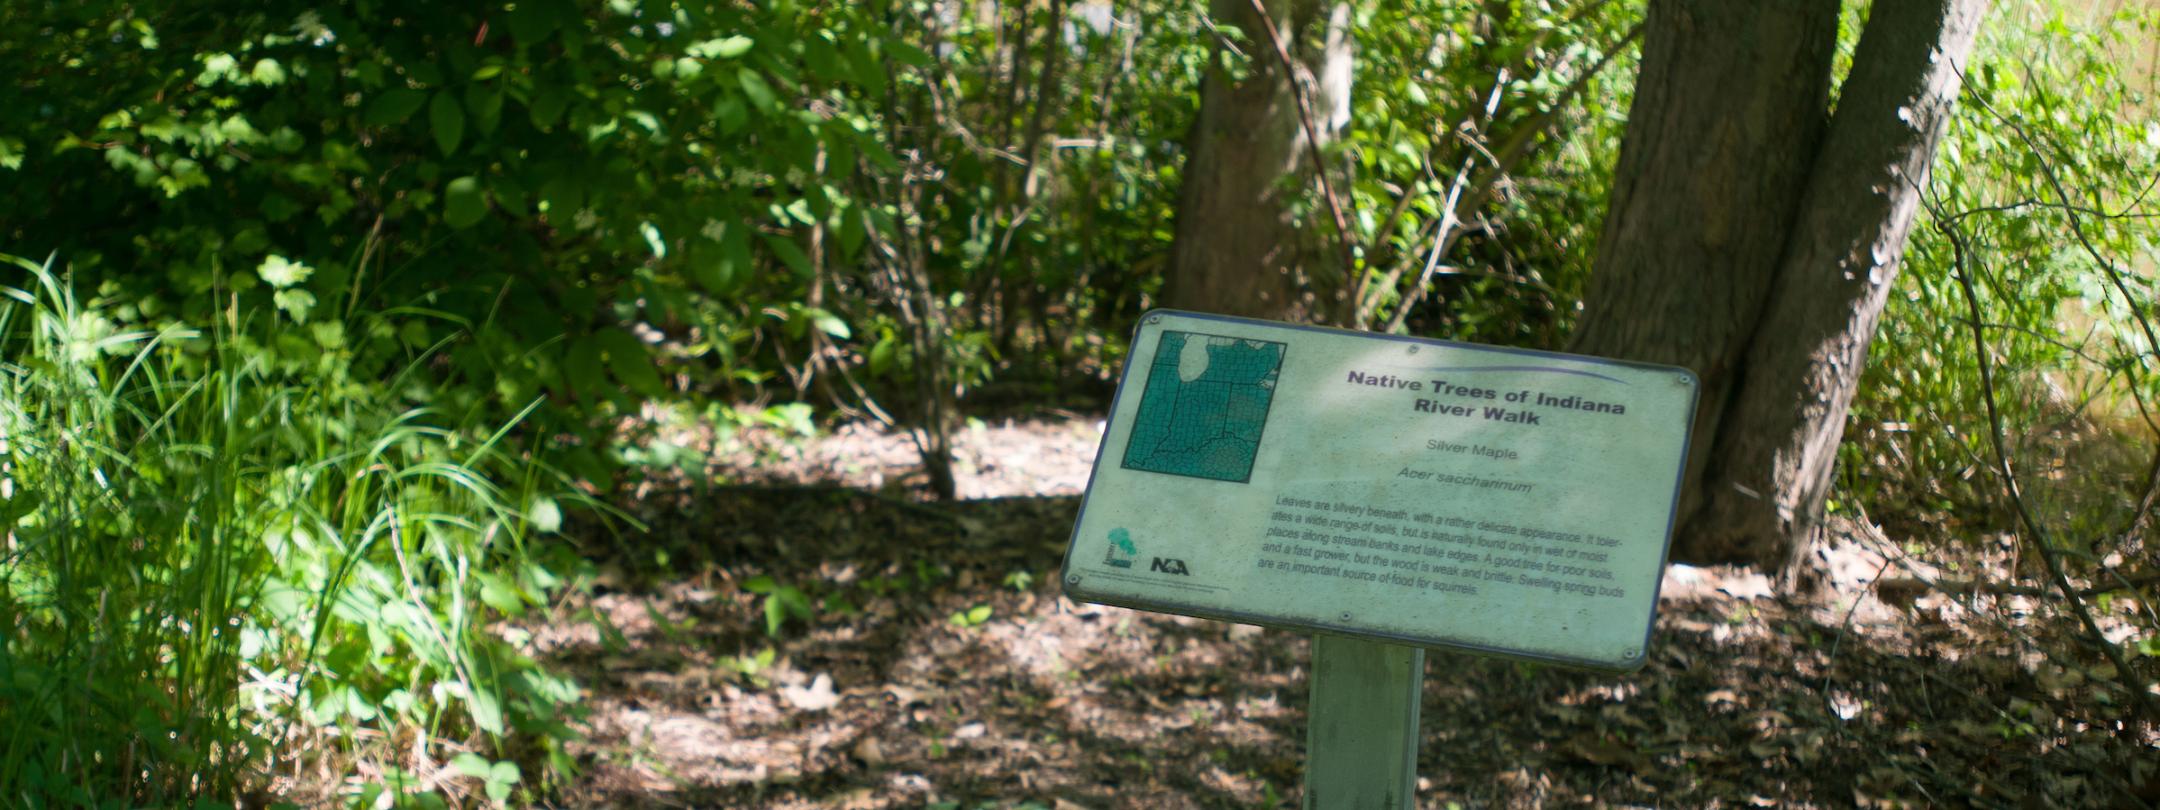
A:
537;487;2157;809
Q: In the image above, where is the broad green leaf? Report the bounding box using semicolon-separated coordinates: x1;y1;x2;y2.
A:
529;83;569;130
887;40;934;69
363;89;428;127
691;223;753;294
529;496;563;533
764;234;813;277
443;176;487;228
430;92;464;155
594;328;664;396
690;35;754;59
737;68;777;113
256;255;313;288
466;686;504;735
565;339;606;400
479;573;525;616
467;83;504;135
807;308;850;340
450;753;492;779
486;762;521;802
273;289;316;324
507;0;561;44
541;176;585;218
804;37;846;82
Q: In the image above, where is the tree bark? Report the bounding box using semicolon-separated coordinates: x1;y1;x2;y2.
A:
1167;0;1352;322
1693;0;1988;578
1572;0;1988;577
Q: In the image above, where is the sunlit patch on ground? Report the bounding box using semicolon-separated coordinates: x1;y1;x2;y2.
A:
548;418;2159;809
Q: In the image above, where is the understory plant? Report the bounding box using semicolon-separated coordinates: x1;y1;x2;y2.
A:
0;254;592;807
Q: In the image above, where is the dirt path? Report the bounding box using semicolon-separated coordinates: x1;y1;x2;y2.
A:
547;417;2157;808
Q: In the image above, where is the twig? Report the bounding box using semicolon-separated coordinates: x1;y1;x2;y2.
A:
1935;198;2158;730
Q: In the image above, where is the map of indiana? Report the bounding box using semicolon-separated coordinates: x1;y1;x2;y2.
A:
1121;330;1285;483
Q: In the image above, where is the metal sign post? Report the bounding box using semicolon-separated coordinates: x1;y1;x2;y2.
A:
1060;310;1698;807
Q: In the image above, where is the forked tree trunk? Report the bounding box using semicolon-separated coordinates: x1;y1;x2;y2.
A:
1572;0;1989;581
1168;0;1353;322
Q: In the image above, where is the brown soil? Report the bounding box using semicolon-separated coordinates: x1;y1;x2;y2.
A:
544;417;2160;809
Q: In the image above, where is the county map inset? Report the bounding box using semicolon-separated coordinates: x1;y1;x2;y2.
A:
1120;330;1286;483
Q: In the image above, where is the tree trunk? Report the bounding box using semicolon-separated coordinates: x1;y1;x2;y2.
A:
1693;0;1988;580
1572;0;1988;579
1167;0;1352;322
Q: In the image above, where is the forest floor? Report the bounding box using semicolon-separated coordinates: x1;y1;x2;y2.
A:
539;415;2160;809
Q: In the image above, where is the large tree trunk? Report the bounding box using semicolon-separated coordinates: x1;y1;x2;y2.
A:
1572;0;1988;579
1693;0;1988;580
1167;0;1352;322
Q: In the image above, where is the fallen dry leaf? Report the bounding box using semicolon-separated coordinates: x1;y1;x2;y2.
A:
783;673;841;712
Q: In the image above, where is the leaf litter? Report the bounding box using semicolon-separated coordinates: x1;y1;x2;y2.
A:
537;415;2159;808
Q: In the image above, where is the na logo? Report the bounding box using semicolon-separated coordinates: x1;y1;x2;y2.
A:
1104;528;1137;569
1150;557;1190;576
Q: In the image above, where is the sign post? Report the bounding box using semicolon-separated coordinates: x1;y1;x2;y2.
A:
1304;636;1423;809
1061;311;1697;806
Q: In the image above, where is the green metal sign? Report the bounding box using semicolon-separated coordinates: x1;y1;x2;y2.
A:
1062;310;1699;670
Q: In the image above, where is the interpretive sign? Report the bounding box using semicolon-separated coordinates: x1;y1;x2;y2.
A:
1061;310;1699;670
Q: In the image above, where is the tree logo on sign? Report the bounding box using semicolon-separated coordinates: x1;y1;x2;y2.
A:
1105;528;1137;569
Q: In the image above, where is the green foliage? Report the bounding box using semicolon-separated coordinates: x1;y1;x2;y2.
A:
742;574;815;638
0;255;593;804
948;604;994;628
1851;1;2160;529
1345;0;1639;343
0;1;943;483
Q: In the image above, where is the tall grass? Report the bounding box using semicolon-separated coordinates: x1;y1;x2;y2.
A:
0;255;590;806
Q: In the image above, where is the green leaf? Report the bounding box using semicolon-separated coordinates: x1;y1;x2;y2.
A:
530;496;563;533
467;83;504;135
256;255;313;288
364;89;428;127
742;574;777;594
486;762;521;803
466;687;504;735
887;40;933;68
765;234;813;277
450;753;492;779
765;596;787;637
478;573;525;616
688;223;752;294
508;0;562;44
804;37;846;82
443;176;488;229
430;92;464;155
529;83;569;130
249;58;287;85
273;289;316;324
691;35;754;59
807;308;850;340
565;339;606;400
594;328;664;396
737;68;778;113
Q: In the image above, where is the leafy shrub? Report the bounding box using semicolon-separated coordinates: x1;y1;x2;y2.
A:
1850;1;2160;533
0;255;591;805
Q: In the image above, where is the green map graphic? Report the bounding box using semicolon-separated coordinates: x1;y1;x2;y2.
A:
1120;330;1286;483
